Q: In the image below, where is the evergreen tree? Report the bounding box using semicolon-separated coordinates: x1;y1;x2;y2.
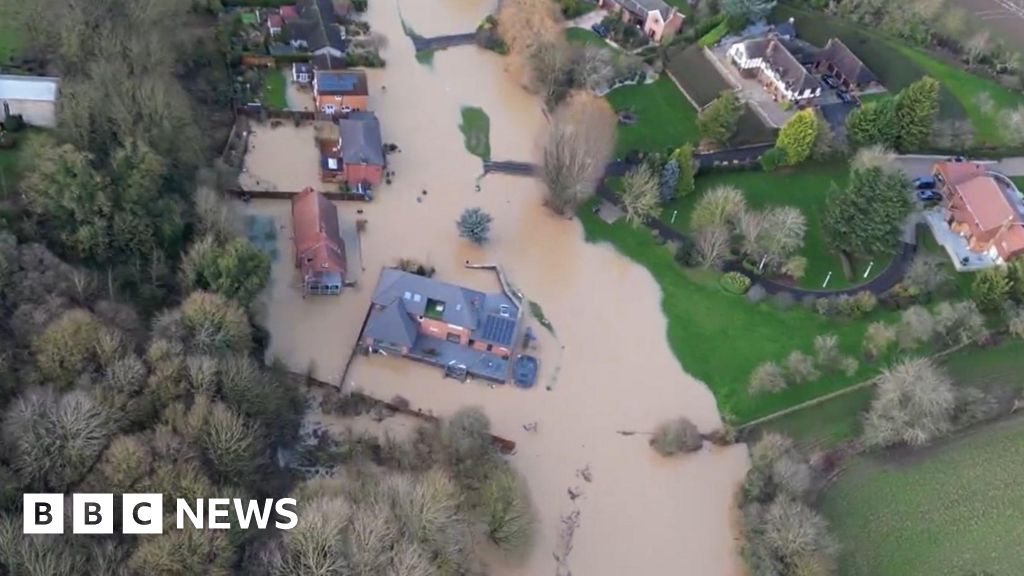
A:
698;91;743;148
775;109;819;166
894;77;941;152
847;99;899;148
674;143;696;199
823;164;912;257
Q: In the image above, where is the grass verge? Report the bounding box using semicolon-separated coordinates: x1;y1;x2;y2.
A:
458;107;491;162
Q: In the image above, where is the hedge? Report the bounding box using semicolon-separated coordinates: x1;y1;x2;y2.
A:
720;271;752;295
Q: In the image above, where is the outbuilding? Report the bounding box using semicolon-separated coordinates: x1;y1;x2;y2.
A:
0;75;59;128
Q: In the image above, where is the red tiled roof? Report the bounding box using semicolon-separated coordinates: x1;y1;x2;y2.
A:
280;5;300;21
291;187;347;277
268;14;284;28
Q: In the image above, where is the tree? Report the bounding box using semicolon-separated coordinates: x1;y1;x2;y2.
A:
933;301;987;346
177;291;253;354
181;236;271;306
971;266;1010;311
775;109;819;166
527;38;578;107
197;400;264;484
897;305;936;350
480;466;533;551
749;361;787;394
698;91;743;148
649;417;703;456
863;321;896;360
784;351;819;383
542;94;616;215
659;156;680;204
894;77;940;152
863;358;955;447
695;226;732;268
823;164;912;258
673;143;696;199
721;0;777;23
443;407;498;487
904;252;950;296
739;207;806;272
811;110;839;160
496;0;563;57
846;98;899;148
758;497;838;574
456;208;493;245
691;185;746;232
965;30;991;67
1007;305;1024;339
621;164;661;225
33;309;104;388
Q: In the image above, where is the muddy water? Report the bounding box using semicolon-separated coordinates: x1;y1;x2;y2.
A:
243;0;750;573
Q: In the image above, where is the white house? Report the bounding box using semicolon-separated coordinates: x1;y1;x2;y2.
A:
0;75;59;128
727;37;821;103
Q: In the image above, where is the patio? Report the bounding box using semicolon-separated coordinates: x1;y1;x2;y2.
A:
923;208;1001;271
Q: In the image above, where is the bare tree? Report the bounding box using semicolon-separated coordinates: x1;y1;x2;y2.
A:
897;305;935;350
965;30;991;67
496;0;563;57
784;351;819;383
621;164;661;226
740;207;806;272
528;38;578;107
649;417;703;456
851;144;896;173
575;44;616;93
1003;106;1024;147
695;226;731;269
749;361;787;394
542;94;616;215
863;321;896;359
933;300;988;346
690;185;746;232
863;358;955;447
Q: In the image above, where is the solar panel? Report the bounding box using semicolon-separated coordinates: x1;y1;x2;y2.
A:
318;72;359;92
480;315;516;347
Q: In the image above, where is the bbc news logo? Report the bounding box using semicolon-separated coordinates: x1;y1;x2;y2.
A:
24;494;298;534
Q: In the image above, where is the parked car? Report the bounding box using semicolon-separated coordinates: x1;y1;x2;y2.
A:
591;24;609;38
913;176;937;189
951;155;966;163
821;74;839;89
836;90;852;103
917;189;942;202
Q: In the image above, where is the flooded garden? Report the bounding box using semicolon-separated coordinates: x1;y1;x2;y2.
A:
241;0;750;573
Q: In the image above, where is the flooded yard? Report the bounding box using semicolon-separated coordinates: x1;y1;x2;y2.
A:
244;0;750;573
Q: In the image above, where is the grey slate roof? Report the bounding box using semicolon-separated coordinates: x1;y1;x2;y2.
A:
818;38;877;87
290;0;348;53
371;268;484;328
763;39;819;95
617;0;673;20
364;299;419;347
339;111;385;167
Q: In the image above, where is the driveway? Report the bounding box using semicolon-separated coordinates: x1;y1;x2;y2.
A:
894;155;1024;178
818;101;856;138
565;9;608;29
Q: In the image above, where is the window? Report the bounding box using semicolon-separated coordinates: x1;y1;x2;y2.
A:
446;333;461;343
486;344;493;352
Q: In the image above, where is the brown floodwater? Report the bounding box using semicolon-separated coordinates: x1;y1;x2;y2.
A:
241;0;750;573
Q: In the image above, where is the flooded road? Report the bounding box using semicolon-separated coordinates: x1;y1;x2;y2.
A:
243;0;750;573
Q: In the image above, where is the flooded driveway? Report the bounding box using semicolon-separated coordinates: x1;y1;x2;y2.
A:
244;0;750;573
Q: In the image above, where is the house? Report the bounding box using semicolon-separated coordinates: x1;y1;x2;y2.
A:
287;0;348;57
267;13;284;36
598;0;684;43
361;268;521;382
280;4;300;22
292;62;313;84
321;111;385;189
313;69;368;114
291;188;347;295
727;37;821;102
312;52;345;71
934;161;1024;263
0;75;59;128
815;38;879;93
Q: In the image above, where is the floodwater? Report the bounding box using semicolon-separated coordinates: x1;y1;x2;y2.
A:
241;0;750;573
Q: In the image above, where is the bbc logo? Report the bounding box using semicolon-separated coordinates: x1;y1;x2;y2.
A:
24;494;162;535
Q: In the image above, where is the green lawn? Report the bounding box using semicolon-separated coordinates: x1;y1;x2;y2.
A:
758;386;873;448
580;201;895;423
605;77;700;156
664;44;732;108
0;129;43;200
565;27;607;47
263;68;288;110
659;163;893;290
823;412;1024;576
458;106;491;162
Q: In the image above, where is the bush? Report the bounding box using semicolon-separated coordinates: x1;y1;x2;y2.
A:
674;237;699;267
749;361;787;395
481;466;533;551
772;291;796;310
971;267;1011;311
835;291;877;318
720;271;752;294
863;358;955;447
759;147;787;172
863;321;896;360
746;284;767;303
649;417;703;456
1;113;25;133
815;297;837;316
897;305;935;350
784;351;819;383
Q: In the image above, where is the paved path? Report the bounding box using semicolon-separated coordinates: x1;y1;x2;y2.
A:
411;32;477;53
894;155;1024;178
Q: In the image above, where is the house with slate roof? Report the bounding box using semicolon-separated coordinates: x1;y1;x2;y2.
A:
286;0;348;57
361;269;521;382
313;69;368;114
727;36;822;103
0;75;59;128
815;38;879;94
320;111;385;189
599;0;684;43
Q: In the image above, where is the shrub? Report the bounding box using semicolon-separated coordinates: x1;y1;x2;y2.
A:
674;237;699;267
897;305;935;350
746;284;767;303
863;358;954;447
815;297;836;316
772;291;796;310
456;207;493;245
933;300;988;346
720;271;752;294
749;361;787;395
784;351;819;383
836;291;877;318
863;321;896;359
481;466;533;551
971;267;1011;311
1007;304;1024;339
649;417;703;456
813;334;841;370
759;147;787;172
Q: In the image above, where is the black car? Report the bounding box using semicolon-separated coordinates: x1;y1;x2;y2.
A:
821;74;839;89
917;189;942;202
913;176;937;189
591;24;609;38
836;90;852;103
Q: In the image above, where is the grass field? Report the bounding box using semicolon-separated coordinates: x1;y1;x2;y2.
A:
664;44;732;108
0;17;23;64
458;106;491;162
579;201;898;423
659;163;893;290
606;77;700;155
824;409;1024;576
262;68;288;110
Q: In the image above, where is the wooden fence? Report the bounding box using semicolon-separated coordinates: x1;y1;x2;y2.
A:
224;188;371;202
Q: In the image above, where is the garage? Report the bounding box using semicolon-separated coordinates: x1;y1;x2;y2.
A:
0;74;59;128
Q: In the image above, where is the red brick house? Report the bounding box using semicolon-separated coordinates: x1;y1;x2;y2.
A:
313;70;368;115
598;0;684;43
935;161;1024;263
291;188;347;295
320;111;385;190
